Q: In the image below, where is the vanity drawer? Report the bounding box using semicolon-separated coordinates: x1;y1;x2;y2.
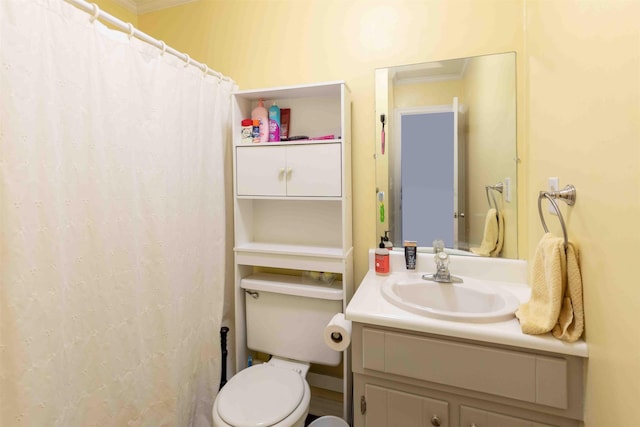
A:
460;405;556;427
361;328;568;409
364;384;449;427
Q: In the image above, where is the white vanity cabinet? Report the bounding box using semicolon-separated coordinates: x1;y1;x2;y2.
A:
352;324;584;427
231;81;353;421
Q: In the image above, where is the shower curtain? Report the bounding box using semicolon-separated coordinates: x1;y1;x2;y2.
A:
0;1;234;425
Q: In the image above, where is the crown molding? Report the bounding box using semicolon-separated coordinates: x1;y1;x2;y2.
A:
110;0;137;13
111;0;197;14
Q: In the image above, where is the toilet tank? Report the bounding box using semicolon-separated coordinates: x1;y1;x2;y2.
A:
241;273;343;366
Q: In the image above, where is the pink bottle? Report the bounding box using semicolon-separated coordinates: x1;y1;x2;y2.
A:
251;99;269;143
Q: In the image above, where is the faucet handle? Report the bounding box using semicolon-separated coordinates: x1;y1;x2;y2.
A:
433;239;445;253
435;251;449;270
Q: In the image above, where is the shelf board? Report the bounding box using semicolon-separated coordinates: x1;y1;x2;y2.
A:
233;81;346;101
235;195;344;201
234;138;342;147
235;242;347;258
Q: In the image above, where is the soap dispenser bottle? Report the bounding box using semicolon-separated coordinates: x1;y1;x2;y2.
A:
383;231;393;250
375;237;390;276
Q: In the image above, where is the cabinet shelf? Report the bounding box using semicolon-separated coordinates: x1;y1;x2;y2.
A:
235;241;348;258
234;138;342;147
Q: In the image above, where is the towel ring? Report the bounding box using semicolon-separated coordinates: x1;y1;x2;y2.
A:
537;184;576;248
485;182;504;211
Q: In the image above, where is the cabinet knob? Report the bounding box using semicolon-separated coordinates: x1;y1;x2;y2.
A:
469;424;477;427
279;167;285;176
286;167;292;177
430;415;441;426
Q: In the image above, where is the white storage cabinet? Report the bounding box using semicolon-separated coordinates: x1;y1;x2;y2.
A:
231;81;353;422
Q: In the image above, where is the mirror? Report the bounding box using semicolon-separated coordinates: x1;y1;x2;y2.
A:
375;52;518;258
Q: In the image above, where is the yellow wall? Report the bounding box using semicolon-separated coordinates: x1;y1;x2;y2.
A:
464;53;517;257
525;0;640;424
138;0;525;284
393;79;464;108
102;0;640;423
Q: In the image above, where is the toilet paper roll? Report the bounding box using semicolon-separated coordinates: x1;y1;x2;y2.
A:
323;313;352;352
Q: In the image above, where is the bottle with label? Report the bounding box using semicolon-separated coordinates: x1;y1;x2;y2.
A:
252;119;261;143
251;99;269;143
375;237;390;275
268;102;281;142
241;119;253;144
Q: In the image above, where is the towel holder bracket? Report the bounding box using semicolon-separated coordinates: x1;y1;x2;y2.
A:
537;184;576;248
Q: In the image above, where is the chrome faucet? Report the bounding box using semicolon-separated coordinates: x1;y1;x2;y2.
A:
422;244;463;283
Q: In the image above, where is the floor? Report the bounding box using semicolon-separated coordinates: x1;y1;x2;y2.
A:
305;414;320;426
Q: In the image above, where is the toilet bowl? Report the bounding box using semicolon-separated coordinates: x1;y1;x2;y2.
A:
213;359;311;427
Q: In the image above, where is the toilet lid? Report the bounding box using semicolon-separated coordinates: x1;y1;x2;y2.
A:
217;364;305;427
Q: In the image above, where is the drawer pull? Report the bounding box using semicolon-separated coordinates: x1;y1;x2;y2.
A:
430;415;441;426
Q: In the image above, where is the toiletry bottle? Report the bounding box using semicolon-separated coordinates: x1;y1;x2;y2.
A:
252;119;260;143
251;98;269;143
375;237;390;275
383;231;393;250
241;119;253;144
404;240;417;270
268;101;281;142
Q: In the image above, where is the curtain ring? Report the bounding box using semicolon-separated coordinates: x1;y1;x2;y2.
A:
183;54;191;68
89;3;100;23
201;64;209;77
159;41;167;56
126;23;135;40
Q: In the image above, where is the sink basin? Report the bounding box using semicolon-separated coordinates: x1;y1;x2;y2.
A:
381;276;520;323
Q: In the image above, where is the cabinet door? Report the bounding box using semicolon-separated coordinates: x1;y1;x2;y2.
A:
460;406;556;427
236;146;287;196
285;143;341;197
364;384;449;427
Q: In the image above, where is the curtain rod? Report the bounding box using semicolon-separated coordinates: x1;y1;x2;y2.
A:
63;0;234;84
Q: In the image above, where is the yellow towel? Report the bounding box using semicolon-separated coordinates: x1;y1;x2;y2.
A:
470;209;499;257
552;241;584;342
490;210;504;258
515;233;584;342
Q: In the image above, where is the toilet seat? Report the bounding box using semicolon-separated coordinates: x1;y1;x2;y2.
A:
217;363;305;427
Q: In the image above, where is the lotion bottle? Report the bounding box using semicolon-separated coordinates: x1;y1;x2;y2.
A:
375;237;390;275
251;99;269;143
268;101;281;142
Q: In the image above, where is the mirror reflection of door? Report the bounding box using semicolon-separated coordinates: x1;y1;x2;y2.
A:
395;99;464;248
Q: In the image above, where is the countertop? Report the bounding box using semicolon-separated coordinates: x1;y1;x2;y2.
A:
345;250;588;358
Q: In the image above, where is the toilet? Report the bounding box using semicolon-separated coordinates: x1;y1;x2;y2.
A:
213;278;343;427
